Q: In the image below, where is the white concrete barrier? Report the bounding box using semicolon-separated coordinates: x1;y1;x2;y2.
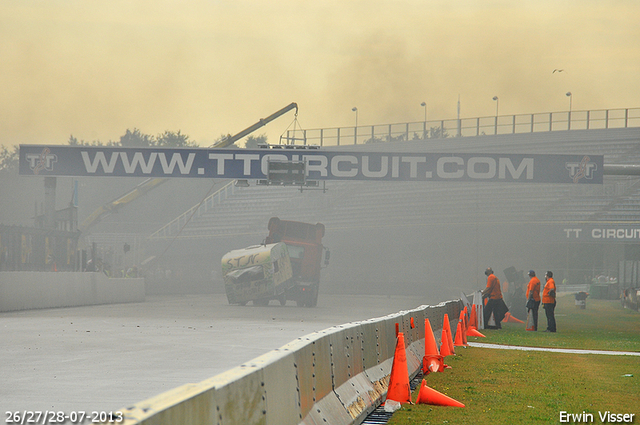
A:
117;299;462;425
0;272;144;312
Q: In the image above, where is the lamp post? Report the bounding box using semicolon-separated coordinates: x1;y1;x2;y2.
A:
492;96;499;134
421;102;427;138
352;107;358;144
566;92;572;130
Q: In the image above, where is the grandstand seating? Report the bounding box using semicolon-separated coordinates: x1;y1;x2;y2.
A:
142;128;640;243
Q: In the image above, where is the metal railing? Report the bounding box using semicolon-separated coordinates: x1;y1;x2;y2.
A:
147;180;236;240
283;107;640;147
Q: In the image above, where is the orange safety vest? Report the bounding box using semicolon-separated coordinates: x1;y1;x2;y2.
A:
542;278;556;304
483;274;503;300
526;276;541;302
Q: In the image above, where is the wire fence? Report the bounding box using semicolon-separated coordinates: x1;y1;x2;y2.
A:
283;107;640;147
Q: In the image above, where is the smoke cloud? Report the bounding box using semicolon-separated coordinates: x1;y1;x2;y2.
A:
1;0;638;147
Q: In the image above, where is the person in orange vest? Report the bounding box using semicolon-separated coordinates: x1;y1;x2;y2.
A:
482;267;508;329
526;270;541;331
542;271;557;332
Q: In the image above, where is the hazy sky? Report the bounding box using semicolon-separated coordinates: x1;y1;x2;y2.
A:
2;0;639;148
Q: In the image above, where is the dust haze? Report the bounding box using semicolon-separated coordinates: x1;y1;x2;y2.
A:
1;1;639;147
1;0;636;305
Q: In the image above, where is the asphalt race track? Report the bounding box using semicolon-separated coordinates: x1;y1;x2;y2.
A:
1;293;439;414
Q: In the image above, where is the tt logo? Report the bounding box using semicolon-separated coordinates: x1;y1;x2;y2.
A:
566;155;597;183
26;147;58;175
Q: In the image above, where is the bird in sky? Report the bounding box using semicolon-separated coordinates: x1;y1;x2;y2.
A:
553;69;565;73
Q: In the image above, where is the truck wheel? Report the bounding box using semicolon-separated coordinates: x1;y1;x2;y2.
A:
307;285;319;307
278;294;286;306
296;300;306;307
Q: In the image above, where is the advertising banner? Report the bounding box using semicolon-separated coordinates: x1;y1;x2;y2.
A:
19;145;603;184
559;225;640;242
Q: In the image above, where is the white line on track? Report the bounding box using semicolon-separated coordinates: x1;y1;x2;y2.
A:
468;342;640;356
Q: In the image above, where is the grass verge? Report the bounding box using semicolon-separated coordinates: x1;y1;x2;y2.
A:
388;295;640;425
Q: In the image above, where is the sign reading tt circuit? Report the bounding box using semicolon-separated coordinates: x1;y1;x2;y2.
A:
18;145;604;184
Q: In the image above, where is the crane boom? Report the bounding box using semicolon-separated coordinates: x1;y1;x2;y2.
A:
79;103;299;233
78;177;168;232
212;102;298;148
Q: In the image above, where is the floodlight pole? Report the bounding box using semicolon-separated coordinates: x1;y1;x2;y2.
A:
352;107;358;144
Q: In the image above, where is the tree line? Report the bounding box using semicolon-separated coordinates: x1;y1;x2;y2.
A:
0;130;272;173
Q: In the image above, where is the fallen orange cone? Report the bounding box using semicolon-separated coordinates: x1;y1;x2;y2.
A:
503;312;525;324
423;354;445;374
385;332;411;404
415;379;465;407
467;326;486;338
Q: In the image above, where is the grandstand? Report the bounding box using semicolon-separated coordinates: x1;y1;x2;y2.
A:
145;127;640;236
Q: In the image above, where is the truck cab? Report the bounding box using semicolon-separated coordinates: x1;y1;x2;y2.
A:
266;217;326;307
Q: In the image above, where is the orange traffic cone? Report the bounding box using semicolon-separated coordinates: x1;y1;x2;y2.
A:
460;310;468;346
467;326;486;337
424;319;439;356
440;327;453;357
447;316;456;354
440;314;454;357
469;304;478;329
423;318;444;374
444;314;455;355
454;315;467;347
385;332;411;404
503;312;525;324
453;321;464;347
415;379;465;407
